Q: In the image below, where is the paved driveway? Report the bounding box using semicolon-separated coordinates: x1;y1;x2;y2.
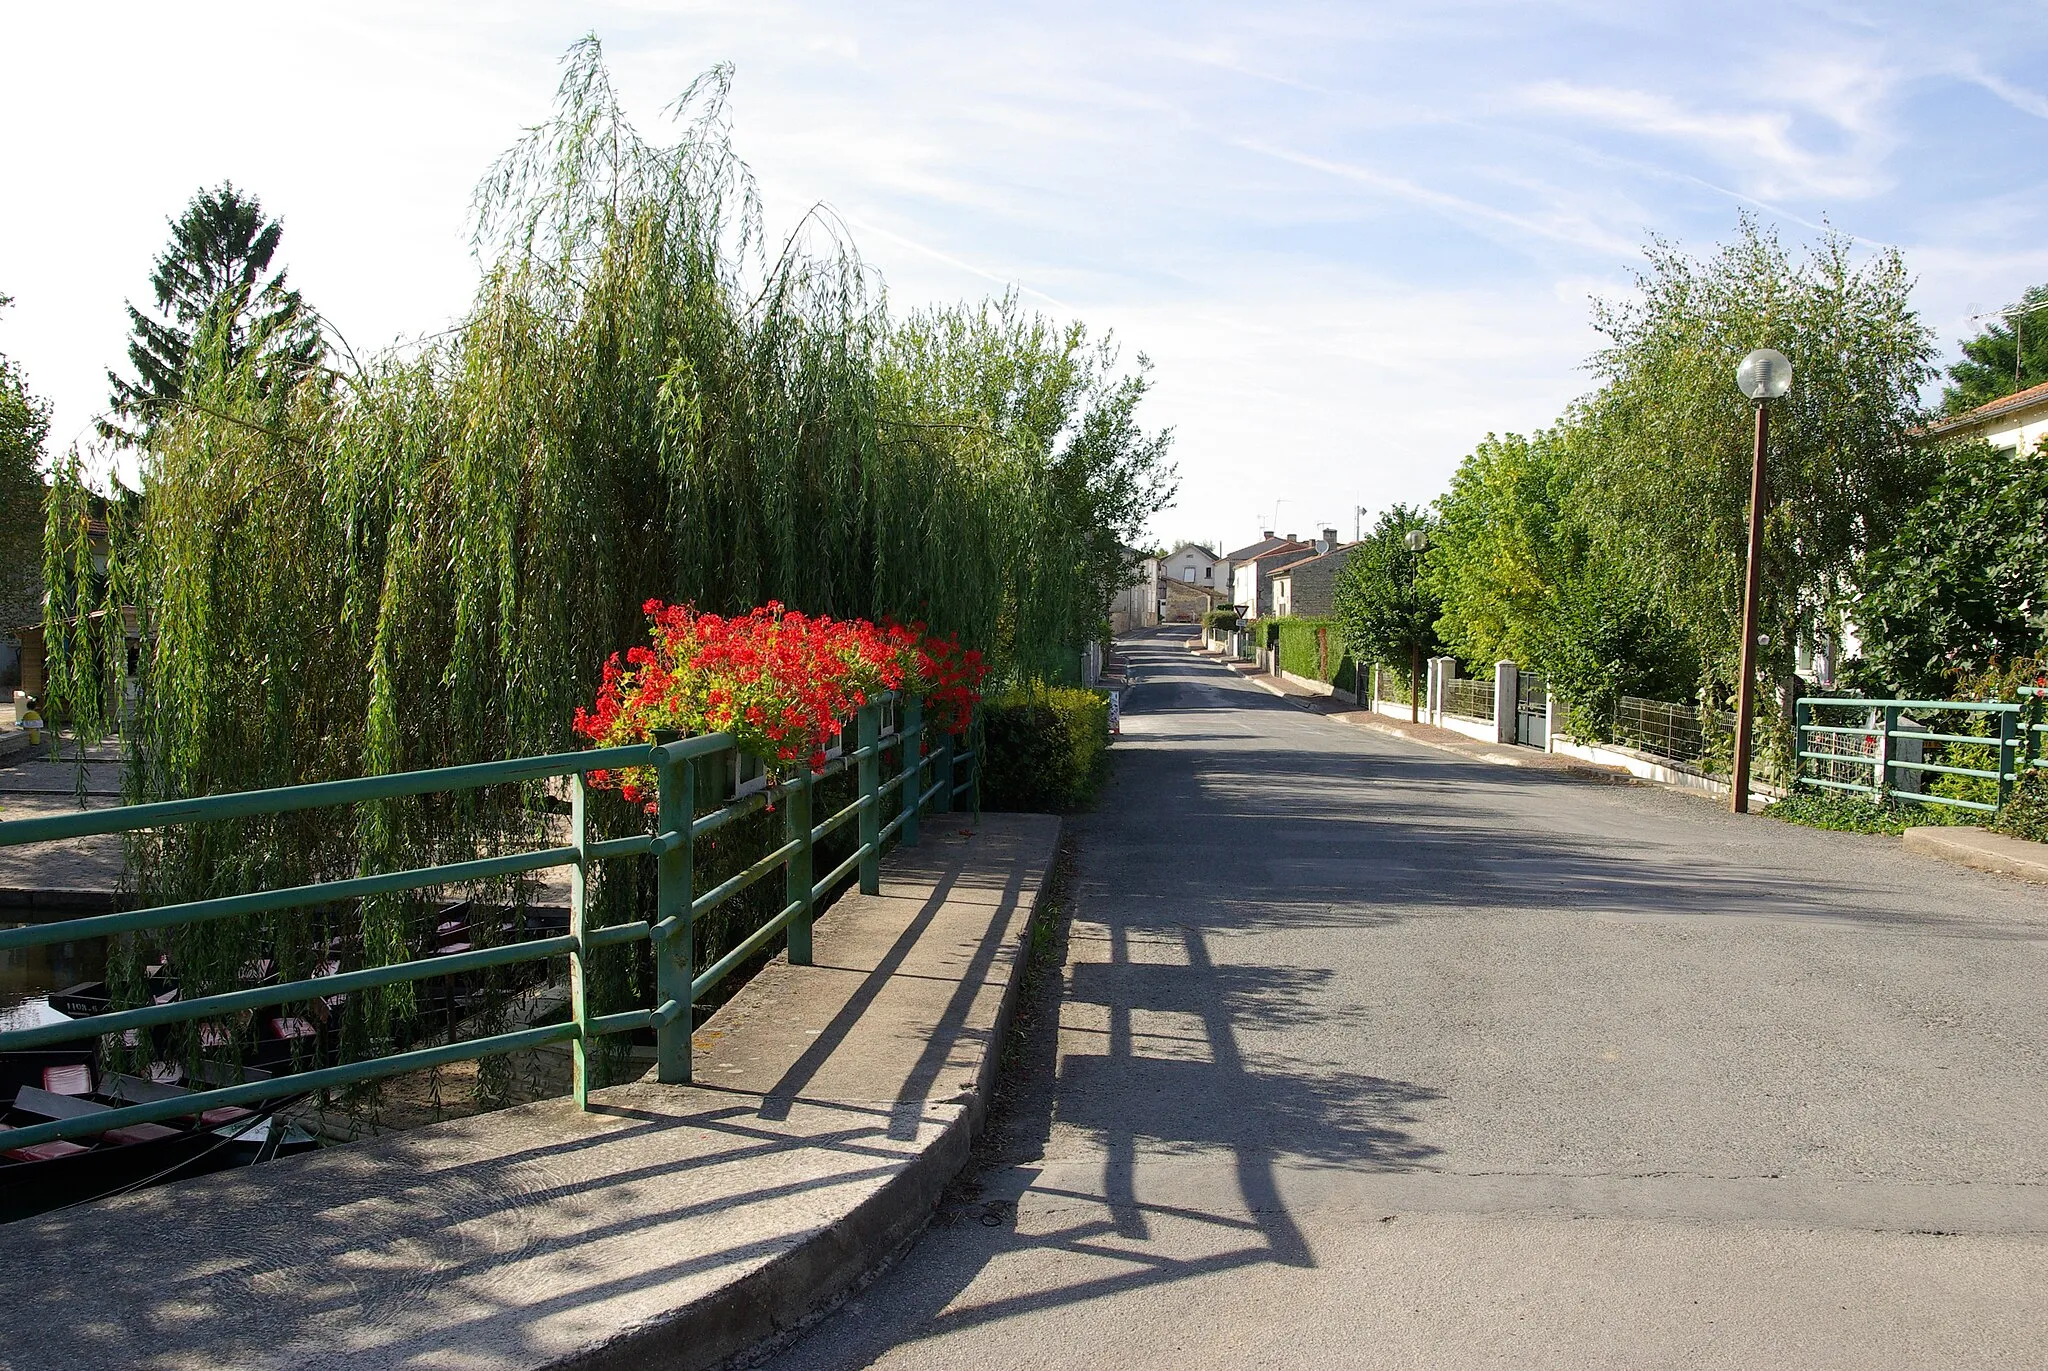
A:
772;630;2048;1369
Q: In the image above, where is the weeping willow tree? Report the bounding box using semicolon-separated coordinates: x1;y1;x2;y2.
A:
43;38;1172;1097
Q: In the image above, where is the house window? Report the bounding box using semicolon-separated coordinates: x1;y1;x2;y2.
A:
1182;567;1196;582
1204;567;1212;581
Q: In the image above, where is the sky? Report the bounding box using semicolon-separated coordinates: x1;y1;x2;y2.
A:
2;2;2046;554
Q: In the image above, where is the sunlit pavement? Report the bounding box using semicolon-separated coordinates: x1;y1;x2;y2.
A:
770;629;2048;1370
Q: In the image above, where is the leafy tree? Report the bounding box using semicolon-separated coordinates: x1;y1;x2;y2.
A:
1942;284;2048;415
0;292;49;640
1333;504;1439;705
100;182;319;448
1857;438;2048;695
1424;424;1690;737
1576;215;1937;706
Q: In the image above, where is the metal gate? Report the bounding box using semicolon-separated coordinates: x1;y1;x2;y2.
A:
1515;671;1548;747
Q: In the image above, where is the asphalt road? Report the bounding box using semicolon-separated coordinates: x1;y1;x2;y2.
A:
769;630;2048;1370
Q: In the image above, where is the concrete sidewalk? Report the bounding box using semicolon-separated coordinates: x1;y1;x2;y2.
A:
0;814;1059;1371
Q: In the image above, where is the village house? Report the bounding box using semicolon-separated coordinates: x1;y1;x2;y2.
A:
1925;377;2048;456
1225;533;1313;619
1266;530;1354;618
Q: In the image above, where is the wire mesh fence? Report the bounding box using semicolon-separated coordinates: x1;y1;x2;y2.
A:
1613;695;1713;764
1376;666;1415;706
1443;677;1494;722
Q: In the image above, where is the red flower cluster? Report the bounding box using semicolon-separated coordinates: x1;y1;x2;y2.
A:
574;601;987;805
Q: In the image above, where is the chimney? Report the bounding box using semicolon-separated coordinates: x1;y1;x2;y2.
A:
1284;532;1297;543
1321;527;1338;547
1261;530;1274;539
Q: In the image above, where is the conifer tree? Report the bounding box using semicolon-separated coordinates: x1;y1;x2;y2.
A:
100;183;319;448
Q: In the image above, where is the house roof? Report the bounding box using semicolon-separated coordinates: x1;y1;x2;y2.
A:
1242;540;1313;570
1925;377;2048;437
1162;542;1218;560
1267;543;1354;579
1223;535;1291;561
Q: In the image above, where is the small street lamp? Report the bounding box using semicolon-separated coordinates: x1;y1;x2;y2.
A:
1729;348;1792;814
1404;528;1428;722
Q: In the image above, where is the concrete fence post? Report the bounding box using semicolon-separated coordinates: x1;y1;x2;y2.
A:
1495;661;1517;745
1545;685;1560;752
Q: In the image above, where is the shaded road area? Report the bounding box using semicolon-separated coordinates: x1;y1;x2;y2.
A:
771;630;2048;1369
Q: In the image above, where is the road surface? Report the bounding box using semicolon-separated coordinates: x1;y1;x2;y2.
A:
770;630;2048;1369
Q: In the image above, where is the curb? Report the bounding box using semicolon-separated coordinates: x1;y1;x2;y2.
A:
578;827;1055;1371
1902;825;2048;885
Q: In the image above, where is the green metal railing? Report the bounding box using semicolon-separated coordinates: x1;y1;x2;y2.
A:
0;696;980;1151
1793;688;2045;813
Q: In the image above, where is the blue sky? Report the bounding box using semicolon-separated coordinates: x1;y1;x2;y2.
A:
3;2;2045;551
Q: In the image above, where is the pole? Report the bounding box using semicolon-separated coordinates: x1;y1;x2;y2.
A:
1730;401;1768;814
1409;641;1420;723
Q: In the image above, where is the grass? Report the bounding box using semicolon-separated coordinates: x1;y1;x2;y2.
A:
1765;788;1977;835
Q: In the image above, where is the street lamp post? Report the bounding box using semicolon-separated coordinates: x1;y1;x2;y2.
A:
1730;348;1792;815
1404;528;1428;723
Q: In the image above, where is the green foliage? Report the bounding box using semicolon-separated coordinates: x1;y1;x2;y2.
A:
1857;440;2048;696
1202;607;1240;631
1332;505;1439;671
1942;284;2048;415
980;682;1110;811
1423;426;1692;738
0;293;48;641
1275;616;1354;691
1992;768;2048;844
1766;789;1968;835
1577;216;1937;700
43;39;1171;1087
101;183;319;450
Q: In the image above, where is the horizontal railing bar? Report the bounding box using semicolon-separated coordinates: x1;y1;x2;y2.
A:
1799;724;1886;737
692;789;770;840
0;934;579;1051
654;732;737;764
0;1022;576;1150
1898;792;1997;813
1798;777;1878;794
0;745;658;849
1801;697;2020;712
952;778;975;797
691;899;802;1000
585;920;652;949
0;845;580;955
586;1008;654;1037
1797;754;1879;769
691;836;803;918
876;772;907;799
811;794;870;845
1889;730;2011;747
812;844;870;903
1887;759;2004;781
586;834;655;861
878;806;912;844
919;777;947;808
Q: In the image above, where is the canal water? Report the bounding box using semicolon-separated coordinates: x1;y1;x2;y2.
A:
1;924;106;1018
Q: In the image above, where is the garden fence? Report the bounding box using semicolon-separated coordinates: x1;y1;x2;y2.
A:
1443;676;1494;723
1794;687;2044;814
0;694;977;1151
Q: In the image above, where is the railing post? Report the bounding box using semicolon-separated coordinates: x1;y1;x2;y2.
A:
1793;697;1809;794
785;769;814;964
1876;706;1898;804
857;702;881;895
655;737;695;1084
968;707;983;821
933;725;955;815
569;770;592;1110
901;695;923;847
1997;706;2019;807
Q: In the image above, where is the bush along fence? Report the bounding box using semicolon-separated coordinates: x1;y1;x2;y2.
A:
0;605;985;1152
980;683;1111;812
1794;684;2047;815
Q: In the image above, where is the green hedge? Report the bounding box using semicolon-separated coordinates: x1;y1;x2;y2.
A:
1993;768;2048;844
1273;616;1356;693
1202;608;1240;631
980;682;1111;811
